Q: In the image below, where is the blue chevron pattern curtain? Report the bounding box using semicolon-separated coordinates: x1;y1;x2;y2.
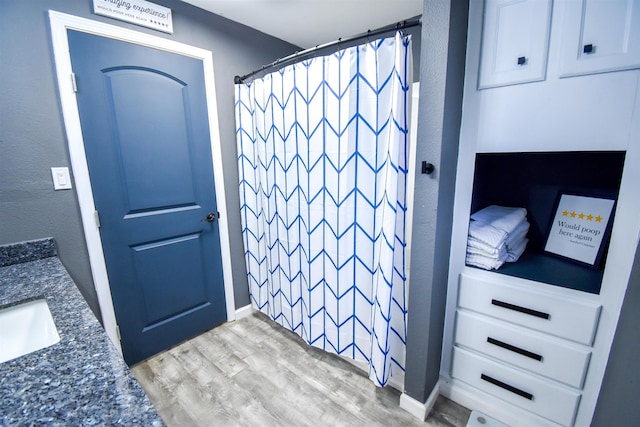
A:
235;32;412;387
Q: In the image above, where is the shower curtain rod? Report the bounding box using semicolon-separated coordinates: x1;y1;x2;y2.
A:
234;17;421;84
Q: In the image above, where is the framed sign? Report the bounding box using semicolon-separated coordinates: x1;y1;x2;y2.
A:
544;192;616;268
93;0;173;34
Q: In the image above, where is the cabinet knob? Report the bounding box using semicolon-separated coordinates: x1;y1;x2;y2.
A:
583;44;594;54
517;56;527;65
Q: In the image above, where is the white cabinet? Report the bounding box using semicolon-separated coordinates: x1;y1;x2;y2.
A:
451;274;598;426
458;274;601;345
451;347;581;426
558;0;640;77
478;0;553;88
439;1;640;426
455;311;592;389
469;0;640;152
479;0;640;87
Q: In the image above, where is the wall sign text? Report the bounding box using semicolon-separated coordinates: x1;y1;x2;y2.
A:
93;0;173;34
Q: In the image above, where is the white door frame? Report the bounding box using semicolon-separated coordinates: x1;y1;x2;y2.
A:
49;10;236;353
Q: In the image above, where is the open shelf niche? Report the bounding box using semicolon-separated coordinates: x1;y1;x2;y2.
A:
469;151;626;294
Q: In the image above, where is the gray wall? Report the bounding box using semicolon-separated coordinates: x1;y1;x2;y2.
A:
0;0;424;322
0;0;299;316
592;242;640;425
404;0;469;402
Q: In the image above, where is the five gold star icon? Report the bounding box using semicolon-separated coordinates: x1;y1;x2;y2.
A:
560;210;605;223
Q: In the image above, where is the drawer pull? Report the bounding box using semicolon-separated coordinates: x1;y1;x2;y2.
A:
491;299;550;320
481;373;534;400
487;337;543;361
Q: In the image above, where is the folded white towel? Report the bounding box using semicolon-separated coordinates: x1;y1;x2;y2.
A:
466;238;508;260
467;205;530;270
506;238;529;262
467;235;507;256
466;252;505;270
471;205;527;235
505;220;530;250
468;220;508;251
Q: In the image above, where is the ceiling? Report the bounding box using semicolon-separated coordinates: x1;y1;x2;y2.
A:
181;0;423;49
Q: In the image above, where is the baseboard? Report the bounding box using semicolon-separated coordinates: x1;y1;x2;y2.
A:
400;380;440;421
234;304;256;320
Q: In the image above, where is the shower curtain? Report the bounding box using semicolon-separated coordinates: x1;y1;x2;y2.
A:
235;32;412;387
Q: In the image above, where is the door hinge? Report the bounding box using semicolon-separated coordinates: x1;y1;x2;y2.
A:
94;210;101;229
70;72;78;93
116;324;121;341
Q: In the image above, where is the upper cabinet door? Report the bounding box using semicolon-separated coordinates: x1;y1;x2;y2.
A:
478;0;553;89
558;0;640;77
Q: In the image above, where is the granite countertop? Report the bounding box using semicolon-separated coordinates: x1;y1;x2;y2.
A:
0;239;164;426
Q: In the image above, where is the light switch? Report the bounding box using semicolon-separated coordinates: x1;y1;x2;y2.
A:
51;167;72;190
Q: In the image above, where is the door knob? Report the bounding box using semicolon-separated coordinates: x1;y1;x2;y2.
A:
205;212;218;222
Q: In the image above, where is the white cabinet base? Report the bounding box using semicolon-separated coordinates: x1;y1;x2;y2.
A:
440;377;566;427
451;348;580;426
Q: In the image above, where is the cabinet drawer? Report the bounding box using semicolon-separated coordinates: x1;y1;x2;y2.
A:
458;274;601;345
451;347;580;427
455;310;591;388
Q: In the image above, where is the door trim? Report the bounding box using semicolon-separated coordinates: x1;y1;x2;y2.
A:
49;10;236;354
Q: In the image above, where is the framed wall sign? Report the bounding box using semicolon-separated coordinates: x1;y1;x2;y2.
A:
544;192;616;268
93;0;173;34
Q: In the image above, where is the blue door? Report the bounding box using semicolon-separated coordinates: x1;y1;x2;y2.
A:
68;30;226;365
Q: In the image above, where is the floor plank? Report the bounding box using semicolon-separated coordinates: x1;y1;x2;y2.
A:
131;312;470;427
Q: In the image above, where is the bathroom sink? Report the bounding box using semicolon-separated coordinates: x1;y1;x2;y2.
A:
0;299;60;364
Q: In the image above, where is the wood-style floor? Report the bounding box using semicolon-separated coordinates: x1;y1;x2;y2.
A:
131;312;470;427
